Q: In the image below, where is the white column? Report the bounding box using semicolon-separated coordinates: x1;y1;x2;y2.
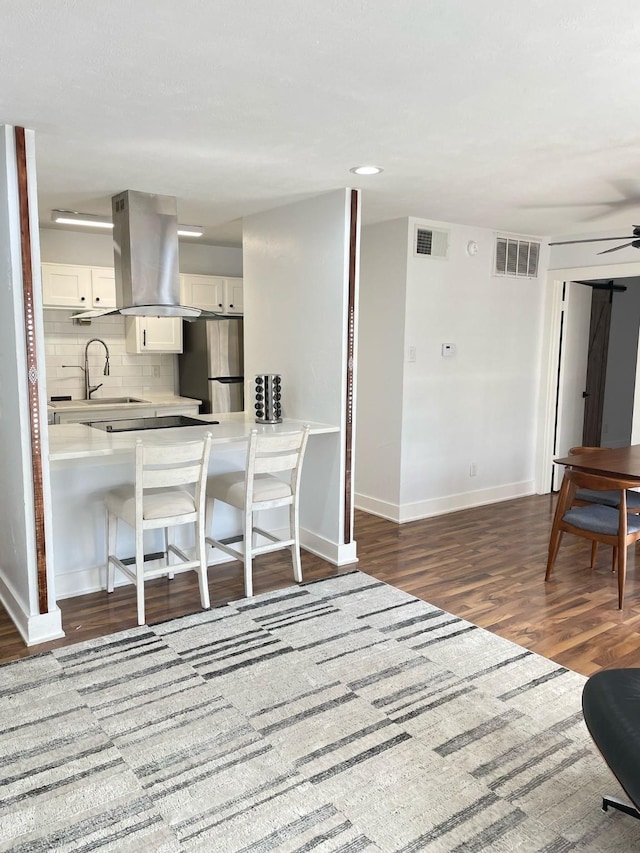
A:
243;190;358;565
0;125;63;644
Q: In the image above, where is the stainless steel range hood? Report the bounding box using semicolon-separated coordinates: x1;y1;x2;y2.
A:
73;190;213;321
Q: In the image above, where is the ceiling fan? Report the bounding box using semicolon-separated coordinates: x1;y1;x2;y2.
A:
549;225;640;255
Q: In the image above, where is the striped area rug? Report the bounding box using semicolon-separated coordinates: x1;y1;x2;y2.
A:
2;571;639;851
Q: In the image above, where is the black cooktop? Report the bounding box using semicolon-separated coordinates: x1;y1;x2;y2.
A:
89;415;217;433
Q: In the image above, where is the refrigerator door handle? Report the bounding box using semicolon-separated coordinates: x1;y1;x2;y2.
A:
211;376;244;383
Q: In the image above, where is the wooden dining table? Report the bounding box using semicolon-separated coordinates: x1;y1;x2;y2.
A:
554;445;640;483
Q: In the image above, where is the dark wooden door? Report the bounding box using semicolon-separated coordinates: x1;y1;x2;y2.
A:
582;287;612;446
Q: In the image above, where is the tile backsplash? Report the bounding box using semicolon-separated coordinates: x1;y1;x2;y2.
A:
43;310;177;400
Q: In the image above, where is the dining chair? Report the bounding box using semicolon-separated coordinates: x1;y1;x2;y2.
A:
568;446;640;513
205;425;310;598
545;467;640;609
105;432;212;625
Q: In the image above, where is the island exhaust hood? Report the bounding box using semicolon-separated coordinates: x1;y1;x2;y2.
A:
73;190;212;321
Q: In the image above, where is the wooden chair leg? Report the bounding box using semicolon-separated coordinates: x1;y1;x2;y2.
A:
545;529;564;581
618;546;627;610
590;541;598;568
612;546;618;573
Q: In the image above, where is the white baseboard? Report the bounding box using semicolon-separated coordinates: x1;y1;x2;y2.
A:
0;571;64;645
299;528;358;566
355;480;536;524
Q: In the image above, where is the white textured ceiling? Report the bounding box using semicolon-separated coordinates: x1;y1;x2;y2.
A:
3;0;640;246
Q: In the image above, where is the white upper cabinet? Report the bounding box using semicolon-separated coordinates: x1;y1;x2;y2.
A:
180;275;224;313
180;274;243;315
90;268;117;308
124;316;183;353
224;277;244;314
41;263;117;309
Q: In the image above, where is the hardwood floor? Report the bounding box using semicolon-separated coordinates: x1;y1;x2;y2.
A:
3;493;640;674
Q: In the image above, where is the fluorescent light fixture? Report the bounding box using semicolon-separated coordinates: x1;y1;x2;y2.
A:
349;165;383;176
177;226;204;237
51;210;113;228
52;209;203;237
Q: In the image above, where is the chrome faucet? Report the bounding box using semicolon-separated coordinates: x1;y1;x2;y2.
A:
84;338;110;399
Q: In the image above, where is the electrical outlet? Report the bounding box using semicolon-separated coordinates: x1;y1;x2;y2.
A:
469;462;477;477
153;366;160;378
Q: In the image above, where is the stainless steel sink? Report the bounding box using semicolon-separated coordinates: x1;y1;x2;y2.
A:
84;397;147;404
49;397;149;408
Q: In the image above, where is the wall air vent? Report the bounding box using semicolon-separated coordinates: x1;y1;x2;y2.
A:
494;236;540;278
414;226;449;259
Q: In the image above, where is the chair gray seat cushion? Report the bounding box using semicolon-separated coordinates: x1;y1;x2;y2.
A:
207;471;292;509
575;488;640;509
105;485;196;526
583;669;640;811
563;504;640;536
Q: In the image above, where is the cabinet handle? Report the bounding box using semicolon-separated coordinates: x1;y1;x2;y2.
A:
80;296;86;301
95;296;100;302
229;304;234;308
218;303;223;308
143;329;146;347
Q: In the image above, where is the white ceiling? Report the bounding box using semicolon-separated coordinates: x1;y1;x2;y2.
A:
3;0;640;247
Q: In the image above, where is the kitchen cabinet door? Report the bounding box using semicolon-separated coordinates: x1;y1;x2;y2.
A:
180;274;224;312
224;278;243;314
125;316;183;353
41;264;92;308
91;268;117;308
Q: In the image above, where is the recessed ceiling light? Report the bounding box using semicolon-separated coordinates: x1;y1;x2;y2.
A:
349;165;383;176
52;209;203;237
51;210;113;228
177;227;204;237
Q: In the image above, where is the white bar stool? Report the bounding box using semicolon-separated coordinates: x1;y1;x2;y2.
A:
105;432;212;625
205;425;310;597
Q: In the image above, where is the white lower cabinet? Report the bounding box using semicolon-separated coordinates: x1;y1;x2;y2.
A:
125;316;183;353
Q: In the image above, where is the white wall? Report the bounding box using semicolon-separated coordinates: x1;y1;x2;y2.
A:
0;127;62;644
355;219;407;514
357;217;548;522
39;227;243;275
243;189;356;563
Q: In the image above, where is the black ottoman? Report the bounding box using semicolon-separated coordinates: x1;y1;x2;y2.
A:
582;668;640;819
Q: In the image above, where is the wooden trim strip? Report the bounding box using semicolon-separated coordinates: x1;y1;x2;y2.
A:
14;127;48;614
343;189;358;543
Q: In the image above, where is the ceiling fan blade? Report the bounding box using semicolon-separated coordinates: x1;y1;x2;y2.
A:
549;236;634;246
597;241;635;255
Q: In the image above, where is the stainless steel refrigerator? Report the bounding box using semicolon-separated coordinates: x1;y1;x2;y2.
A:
178;318;244;414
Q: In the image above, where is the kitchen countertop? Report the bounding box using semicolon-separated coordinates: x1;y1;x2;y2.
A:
48;413;339;461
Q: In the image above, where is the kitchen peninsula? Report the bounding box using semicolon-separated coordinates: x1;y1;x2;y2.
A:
48;413;339;599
